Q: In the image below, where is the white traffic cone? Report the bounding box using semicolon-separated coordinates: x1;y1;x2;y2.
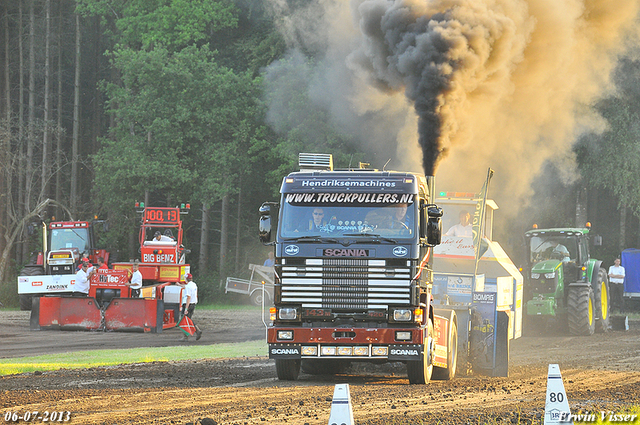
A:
544;364;573;425
328;384;354;425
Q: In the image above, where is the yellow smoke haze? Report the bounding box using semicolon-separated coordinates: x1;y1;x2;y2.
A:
264;0;640;214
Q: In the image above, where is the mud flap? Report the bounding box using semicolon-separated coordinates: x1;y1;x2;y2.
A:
36;296;103;330
104;298;164;333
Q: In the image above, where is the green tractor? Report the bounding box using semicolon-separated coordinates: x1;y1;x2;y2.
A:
523;225;609;336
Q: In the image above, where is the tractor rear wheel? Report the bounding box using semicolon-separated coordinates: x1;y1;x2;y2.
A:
567;286;596;336
594;267;610;333
407;319;434;384
19;265;45;311
275;359;300;381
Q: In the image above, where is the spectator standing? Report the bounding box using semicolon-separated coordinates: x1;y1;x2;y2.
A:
97;257;109;270
263;252;275;267
75;260;95;295
608;258;626;311
126;260;143;298
180;273;202;341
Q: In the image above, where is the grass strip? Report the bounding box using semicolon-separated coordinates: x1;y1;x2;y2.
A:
0;340;268;376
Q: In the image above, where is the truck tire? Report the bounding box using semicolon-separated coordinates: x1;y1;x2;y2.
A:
275;359;300;381
594;267;610;333
19;265;45;311
432;311;457;380
567;286;596;336
407;318;434;384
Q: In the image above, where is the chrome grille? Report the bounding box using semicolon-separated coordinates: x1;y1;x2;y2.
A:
280;258;412;309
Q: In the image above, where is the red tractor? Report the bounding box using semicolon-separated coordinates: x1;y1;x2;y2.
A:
18;219;109;310
25;204;191;332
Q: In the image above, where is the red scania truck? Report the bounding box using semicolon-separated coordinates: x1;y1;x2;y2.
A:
259;153;459;384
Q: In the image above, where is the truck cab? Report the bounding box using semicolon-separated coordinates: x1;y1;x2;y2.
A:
259;153;457;384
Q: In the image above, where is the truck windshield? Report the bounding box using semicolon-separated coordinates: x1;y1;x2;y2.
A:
50;228;90;252
529;236;578;263
279;195;416;239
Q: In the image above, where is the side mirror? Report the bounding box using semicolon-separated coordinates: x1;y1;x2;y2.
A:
426;206;443;246
259;203;276;245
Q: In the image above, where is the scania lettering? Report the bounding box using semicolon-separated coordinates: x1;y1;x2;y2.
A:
272;348;301;355
259;153;459;384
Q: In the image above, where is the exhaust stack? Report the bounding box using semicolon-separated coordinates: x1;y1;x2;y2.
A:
426;175;436;204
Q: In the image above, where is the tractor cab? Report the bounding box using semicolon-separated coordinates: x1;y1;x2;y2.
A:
522;225;609;336
525;230;591;287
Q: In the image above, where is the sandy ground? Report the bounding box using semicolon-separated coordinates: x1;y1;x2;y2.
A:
1;308;640;424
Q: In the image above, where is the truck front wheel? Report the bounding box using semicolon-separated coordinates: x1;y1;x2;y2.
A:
567;286;596;336
275;359;300;381
407;318;434;384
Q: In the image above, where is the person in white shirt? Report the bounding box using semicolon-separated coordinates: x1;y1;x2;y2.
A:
75;261;95;295
126;260;143;297
446;210;472;237
608;258;626;310
179;273;202;341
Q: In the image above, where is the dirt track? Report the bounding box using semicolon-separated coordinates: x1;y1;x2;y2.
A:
1;309;640;424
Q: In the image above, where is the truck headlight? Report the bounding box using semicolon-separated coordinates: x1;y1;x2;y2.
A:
321;346;337;356
302;346;318;356
353;346;369;356
544;272;556;279
396;331;412;341
337;347;353;356
278;307;298;320
277;330;293;340
372;346;388;356
531;273;540;279
393;309;412;322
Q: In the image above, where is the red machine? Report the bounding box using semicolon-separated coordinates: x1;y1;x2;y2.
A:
29;204;191;333
18;219;110;310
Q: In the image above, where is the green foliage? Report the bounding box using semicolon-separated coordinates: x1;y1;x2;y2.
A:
77;0;239;52
0;278;18;308
575;57;640;218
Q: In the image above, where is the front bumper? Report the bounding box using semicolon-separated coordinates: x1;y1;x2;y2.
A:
267;326;424;361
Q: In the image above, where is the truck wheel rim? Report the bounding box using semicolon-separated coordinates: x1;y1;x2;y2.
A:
600;281;608;320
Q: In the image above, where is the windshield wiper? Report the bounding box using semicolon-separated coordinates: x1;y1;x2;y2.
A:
342;233;397;244
287;235;340;243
